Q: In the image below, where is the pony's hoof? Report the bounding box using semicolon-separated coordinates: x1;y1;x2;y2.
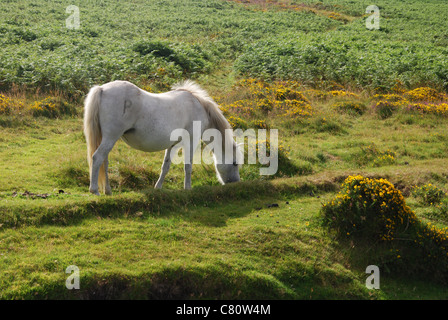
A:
105;189;112;195
89;189;100;196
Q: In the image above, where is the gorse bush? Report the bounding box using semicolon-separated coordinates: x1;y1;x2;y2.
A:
222;79;313;120
275;86;309;102
410;222;448;282
0;94;77;118
30;97;77;118
227;115;249;130
407;102;448;116
0;94;23;115
372;87;448;118
372;154;396;167
322;175;417;241
30;97;58;118
405;87;445;102
322;175;448;282
250;119;268;129
328;90;359;99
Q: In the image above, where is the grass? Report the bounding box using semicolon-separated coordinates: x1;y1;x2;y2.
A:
2;88;448;299
2;189;448;300
233;0;448;91
2;193;448;300
1;0;448;97
2;0;448;300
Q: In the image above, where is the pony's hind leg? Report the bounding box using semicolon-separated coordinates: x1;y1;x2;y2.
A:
155;146;173;189
103;157;112;195
90;138;118;195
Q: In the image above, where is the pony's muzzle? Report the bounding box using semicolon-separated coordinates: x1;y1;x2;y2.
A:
225;177;240;184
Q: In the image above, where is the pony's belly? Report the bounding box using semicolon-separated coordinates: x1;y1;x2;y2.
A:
121;130;173;152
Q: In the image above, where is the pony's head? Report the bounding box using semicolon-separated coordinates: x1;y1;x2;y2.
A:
214;140;243;185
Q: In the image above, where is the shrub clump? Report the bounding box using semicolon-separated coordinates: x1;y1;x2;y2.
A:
223;79;313;119
405;87;444;102
322;175;417;241
372;87;448;118
355;144;396;167
0;94;23;115
322;175;448;282
411;184;446;206
373;100;404;119
430;198;448;222
132;40;209;74
407;102;448;116
333;101;366;115
227;115;249;130
243;137;311;178
30;97;77;118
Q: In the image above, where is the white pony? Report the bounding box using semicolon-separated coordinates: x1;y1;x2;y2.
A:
83;80;242;195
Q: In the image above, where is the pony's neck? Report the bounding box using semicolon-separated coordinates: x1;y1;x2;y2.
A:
212;139;237;164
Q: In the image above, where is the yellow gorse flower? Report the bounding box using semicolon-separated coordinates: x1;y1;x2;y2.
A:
0;94;24;114
223;79;314;120
373;87;448;116
405;87;444;102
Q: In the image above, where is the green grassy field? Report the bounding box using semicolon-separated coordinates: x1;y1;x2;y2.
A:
1;0;448;300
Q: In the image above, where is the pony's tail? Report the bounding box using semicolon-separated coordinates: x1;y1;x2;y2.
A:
172;80;231;139
83;85;106;193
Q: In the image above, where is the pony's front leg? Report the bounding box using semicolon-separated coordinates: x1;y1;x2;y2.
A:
184;143;194;190
184;163;192;189
155;147;173;189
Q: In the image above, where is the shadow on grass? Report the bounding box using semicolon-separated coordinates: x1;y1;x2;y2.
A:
0;177;338;230
4;261;373;300
330;236;448;297
16;264;298;300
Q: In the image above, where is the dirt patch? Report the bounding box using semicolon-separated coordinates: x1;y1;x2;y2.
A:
11;189;69;199
226;0;356;23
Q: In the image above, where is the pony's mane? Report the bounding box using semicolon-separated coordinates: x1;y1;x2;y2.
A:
172;80;231;137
